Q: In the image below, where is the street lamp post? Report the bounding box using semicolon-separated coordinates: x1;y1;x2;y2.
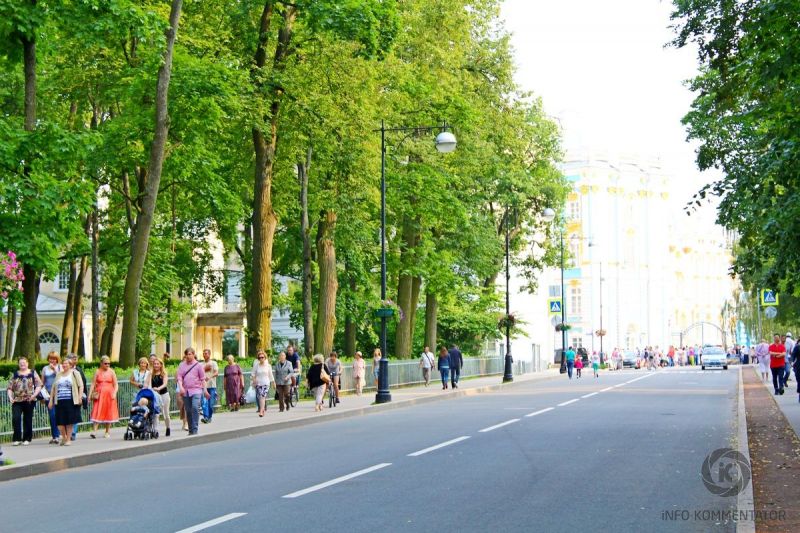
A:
503;206;555;383
375;121;456;404
559;227;567;373
503;209;513;382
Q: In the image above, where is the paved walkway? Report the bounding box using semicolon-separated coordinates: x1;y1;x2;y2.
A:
0;369;561;480
748;363;800;437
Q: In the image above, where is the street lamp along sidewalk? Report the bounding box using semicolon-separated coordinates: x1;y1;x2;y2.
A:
501;206;556;382
374;121;456;404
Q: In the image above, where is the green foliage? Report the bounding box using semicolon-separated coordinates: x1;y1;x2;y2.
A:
0;0;565;360
671;0;800;299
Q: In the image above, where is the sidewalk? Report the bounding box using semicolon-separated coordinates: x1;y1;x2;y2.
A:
0;369;560;482
749;363;800;438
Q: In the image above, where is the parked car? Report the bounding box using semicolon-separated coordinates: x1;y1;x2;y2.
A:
701;346;727;370
622;350;639;369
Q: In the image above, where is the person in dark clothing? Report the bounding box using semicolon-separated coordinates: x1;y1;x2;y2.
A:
66;354;88;442
448;345;463;388
792;342;800;402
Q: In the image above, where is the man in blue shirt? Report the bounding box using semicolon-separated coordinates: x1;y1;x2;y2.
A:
565;347;576;379
448;345;463;389
286;345;301;386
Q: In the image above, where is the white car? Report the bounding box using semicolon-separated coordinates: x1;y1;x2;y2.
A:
701;347;727;370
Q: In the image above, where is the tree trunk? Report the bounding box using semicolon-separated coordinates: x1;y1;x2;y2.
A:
344;275;357;357
91;197;100;360
71;255;88;355
118;0;183;367
4;307;16;359
248;5;296;355
424;291;437;351
394;219;419;358
60;261;77;357
408;275;421;347
15;11;39;360
14;265;40;358
298;149;315;355
100;303;119;359
315;210;337;357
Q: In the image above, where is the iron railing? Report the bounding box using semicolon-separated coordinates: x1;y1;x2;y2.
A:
0;357;532;442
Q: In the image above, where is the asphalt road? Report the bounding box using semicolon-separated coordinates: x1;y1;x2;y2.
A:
0;368;739;533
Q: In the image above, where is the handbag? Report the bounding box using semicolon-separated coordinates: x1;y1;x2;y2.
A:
320;365;331;384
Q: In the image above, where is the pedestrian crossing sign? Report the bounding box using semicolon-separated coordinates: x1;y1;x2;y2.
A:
548;299;562;315
760;289;778;307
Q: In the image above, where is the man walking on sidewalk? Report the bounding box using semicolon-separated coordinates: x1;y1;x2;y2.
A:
201;349;219;424
448;345;463;389
177;348;208;435
769;334;786;395
565;346;576;379
419;346;435;386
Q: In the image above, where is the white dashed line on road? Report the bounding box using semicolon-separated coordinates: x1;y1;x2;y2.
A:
557;399;580;407
525;407;555;418
479;419;520;433
407;436;471;457
282;463;392;498
581;392;599;398
175;513;247;533
600;387;614;392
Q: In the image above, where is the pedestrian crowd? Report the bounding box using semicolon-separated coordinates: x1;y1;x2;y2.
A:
5;342;467;446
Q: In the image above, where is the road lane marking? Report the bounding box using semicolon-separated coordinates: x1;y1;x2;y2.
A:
175;513;247;533
283;463;392;498
408;436;470;457
557;399;580;406
525;407;554;417
600;386;614;392
479;419;520;432
581;392;598;398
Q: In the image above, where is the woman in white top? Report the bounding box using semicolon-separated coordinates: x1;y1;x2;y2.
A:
130;357;152;390
251;350;274;417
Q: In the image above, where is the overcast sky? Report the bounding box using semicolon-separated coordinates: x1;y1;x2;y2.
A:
500;0;715;201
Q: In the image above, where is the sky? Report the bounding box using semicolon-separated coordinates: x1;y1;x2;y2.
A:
500;0;715;204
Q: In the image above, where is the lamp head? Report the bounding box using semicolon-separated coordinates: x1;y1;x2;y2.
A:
542;208;556;222
434;131;457;153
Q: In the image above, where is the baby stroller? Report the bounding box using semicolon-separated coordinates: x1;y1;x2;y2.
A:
124;389;160;441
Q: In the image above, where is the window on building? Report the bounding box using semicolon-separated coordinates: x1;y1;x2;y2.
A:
38;331;60;345
570;336;583;349
548;285;562;298
568;235;580;268
568;199;581;220
224;271;244;305
57;263;70;291
570;287;582;315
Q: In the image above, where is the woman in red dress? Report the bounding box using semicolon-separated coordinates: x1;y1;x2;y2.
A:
89;355;119;438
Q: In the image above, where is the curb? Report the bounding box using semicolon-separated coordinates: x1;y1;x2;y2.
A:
0;371;560;483
736;366;756;533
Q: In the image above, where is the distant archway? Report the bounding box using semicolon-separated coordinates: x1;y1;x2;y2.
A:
680;322;726;348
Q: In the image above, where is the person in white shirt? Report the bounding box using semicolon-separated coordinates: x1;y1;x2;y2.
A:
419;346;435;386
783;333;795;387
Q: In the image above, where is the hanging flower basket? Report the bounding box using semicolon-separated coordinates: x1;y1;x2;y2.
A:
373;299;404;321
595;329;607;337
498;313;517;331
555;323;572;332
